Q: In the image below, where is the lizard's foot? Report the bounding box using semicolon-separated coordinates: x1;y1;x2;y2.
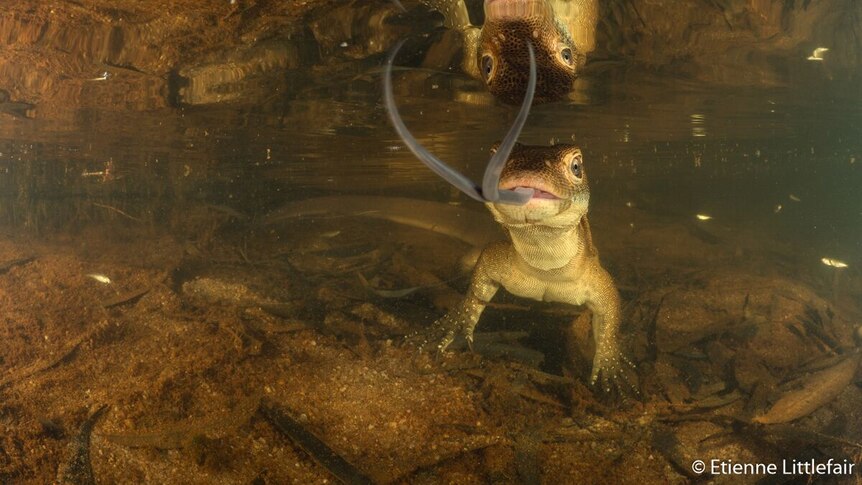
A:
407;307;477;356
590;347;640;400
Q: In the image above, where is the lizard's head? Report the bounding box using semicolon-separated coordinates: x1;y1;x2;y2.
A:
487;143;589;226
479;0;584;104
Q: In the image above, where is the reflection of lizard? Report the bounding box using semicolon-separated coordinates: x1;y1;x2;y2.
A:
0;89;33;118
429;143;634;394
420;0;598;103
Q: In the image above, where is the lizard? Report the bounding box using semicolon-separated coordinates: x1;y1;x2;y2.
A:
383;23;634;394
417;0;598;103
426;142;636;395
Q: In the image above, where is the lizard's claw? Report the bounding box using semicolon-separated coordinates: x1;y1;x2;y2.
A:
590;347;640;400
409;307;477;357
435;316;457;355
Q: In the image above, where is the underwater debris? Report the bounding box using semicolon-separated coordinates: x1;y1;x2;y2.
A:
349;302;410;335
649;423;702;479
56;405;108;485
101;287;150;308
821;258;848;268
753;353;859;424
358;270;463;302
0;335;88;389
357;272;423;298
797;306;840;352
265;196;502;249
685;221;722;245
89;71;110;81
654;360;691;404
257;302;307;320
38;417;66;440
0;255;35;274
287;248;386;277
322;311;372;342
807;47;829;61
695;214;712;221
392;433;506;483
389;253;462;311
181;276;286;308
188;434;232;472
259;401;374;485
220;319;266;356
761;424;862;451
513;430;542;483
204;203;249;220
450;331;545;368
90;202;141;221
86;273;112;284
103;394;260;449
683;390;744;412
512;385;566;409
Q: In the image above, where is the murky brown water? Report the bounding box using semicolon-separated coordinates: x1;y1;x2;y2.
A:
0;1;861;484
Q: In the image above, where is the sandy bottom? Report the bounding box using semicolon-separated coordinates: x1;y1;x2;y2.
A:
0;202;860;484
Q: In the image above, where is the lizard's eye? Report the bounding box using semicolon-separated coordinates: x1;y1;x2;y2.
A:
570;153;583;178
481;54;494;82
560;47;574;66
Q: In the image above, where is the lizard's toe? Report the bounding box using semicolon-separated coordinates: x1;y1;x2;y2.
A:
405;310;470;356
591;353;640;401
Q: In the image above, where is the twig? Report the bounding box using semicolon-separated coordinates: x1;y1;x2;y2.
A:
0;256;35;274
90;202;142;222
102;287;150;308
260;401;374;485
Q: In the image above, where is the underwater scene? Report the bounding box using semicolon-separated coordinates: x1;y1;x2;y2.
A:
0;0;861;483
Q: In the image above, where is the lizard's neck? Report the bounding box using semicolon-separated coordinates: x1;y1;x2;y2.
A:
552;0;598;55
503;220;585;270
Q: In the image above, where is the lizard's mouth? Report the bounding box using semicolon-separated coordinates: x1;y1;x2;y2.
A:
520;187;559;199
500;178;562;200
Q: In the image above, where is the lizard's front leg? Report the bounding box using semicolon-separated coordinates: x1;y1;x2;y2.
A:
417;0;471;30
582;265;638;396
416;0;481;78
430;247;502;353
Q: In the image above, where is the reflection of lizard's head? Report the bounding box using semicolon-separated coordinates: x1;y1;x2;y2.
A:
487;143;589;226
479;0;583;104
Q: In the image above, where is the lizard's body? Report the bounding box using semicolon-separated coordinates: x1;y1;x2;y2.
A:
433;143;630;391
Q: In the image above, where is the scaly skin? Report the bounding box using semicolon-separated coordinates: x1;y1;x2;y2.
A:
419;0;598;103
429;143;635;395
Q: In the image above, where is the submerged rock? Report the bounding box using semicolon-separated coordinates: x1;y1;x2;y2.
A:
182;276;280;307
648;271;853;372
